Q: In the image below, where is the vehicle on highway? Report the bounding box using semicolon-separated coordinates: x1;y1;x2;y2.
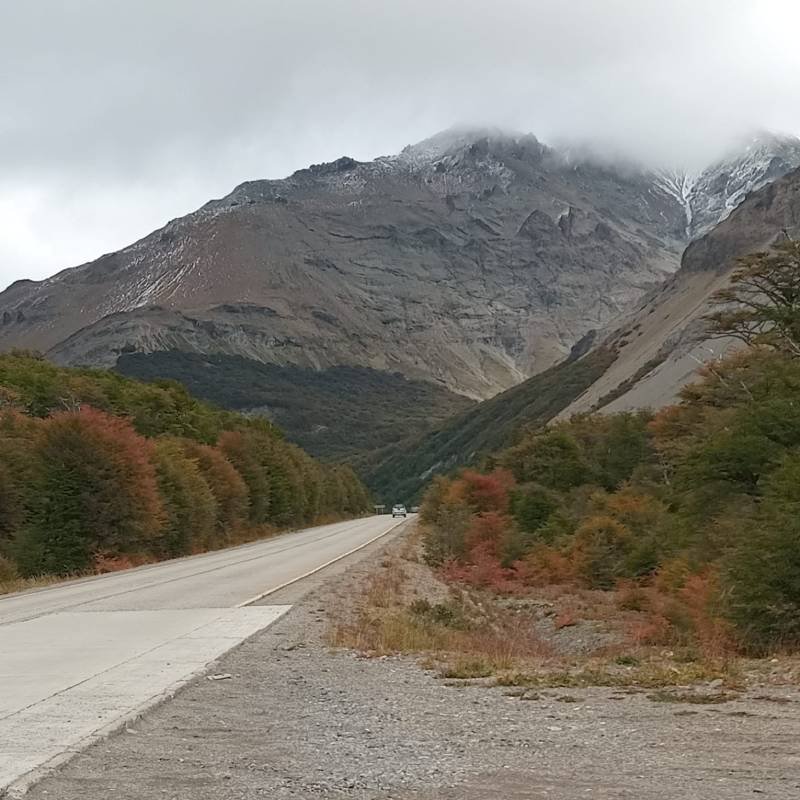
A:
392;504;407;518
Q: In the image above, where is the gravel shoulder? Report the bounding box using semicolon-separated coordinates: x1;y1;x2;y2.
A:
23;521;800;800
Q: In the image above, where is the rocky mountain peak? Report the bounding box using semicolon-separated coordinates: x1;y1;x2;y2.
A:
397;126;543;164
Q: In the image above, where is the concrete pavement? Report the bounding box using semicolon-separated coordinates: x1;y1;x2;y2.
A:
0;515;407;797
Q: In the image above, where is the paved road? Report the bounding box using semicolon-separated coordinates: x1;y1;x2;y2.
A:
0;515;407;797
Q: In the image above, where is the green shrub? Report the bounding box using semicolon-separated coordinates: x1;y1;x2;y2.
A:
152;439;217;556
13;408;163;576
510;483;559;541
722;451;800;651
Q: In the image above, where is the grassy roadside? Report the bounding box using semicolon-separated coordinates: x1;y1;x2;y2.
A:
329;526;800;696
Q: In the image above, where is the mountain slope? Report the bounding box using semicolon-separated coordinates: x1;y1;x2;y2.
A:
1;129;690;400
562;163;800;417
654;131;800;238
115;351;474;464
364;345;617;502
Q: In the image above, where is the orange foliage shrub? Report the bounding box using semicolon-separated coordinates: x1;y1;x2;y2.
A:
517;544;577;585
441;544;519;593
676;570;733;657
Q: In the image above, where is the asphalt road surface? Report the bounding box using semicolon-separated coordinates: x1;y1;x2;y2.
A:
0;515;407;797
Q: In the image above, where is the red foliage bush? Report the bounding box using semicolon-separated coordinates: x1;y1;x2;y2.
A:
464;511;513;559
460;469;515;514
440;543;519;593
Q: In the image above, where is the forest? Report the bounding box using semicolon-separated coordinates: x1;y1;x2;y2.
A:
0;353;370;582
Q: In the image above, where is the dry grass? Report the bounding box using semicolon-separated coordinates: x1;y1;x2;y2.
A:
494;660;742;690
329;540;552;672
329;530;762;692
0;571;68;596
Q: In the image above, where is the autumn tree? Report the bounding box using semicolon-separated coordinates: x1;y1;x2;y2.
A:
723;450;800;651
419;476;472;565
218;430;272;524
180;440;249;538
152;439;218;556
460;468;514;514
264;444;306;526
14;408;163;576
0;410;38;548
569;515;632;589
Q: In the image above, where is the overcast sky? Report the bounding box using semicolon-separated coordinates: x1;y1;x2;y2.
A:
1;0;799;289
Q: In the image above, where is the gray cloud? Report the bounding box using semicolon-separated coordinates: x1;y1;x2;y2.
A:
1;0;799;286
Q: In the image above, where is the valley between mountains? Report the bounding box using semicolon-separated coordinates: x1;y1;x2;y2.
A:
2;127;799;498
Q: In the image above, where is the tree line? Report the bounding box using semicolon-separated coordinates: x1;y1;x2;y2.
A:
0;353;370;581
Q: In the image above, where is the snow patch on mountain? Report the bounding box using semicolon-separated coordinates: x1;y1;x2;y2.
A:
652;132;800;240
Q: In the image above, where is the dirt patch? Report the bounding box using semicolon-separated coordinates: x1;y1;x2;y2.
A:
23;521;800;800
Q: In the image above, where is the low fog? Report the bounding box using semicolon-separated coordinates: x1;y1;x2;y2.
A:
1;0;799;287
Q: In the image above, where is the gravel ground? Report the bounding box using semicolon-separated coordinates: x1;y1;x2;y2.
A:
24;522;800;800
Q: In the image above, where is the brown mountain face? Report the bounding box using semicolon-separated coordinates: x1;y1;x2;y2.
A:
0;129;697;400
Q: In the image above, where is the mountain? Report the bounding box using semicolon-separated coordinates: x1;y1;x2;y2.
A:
0;127;692;400
1;127;798;473
561;162;800;417
369;164;800;501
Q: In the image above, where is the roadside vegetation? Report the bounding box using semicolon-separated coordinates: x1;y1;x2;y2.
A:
419;242;800;656
0;353;370;589
334;243;800;688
